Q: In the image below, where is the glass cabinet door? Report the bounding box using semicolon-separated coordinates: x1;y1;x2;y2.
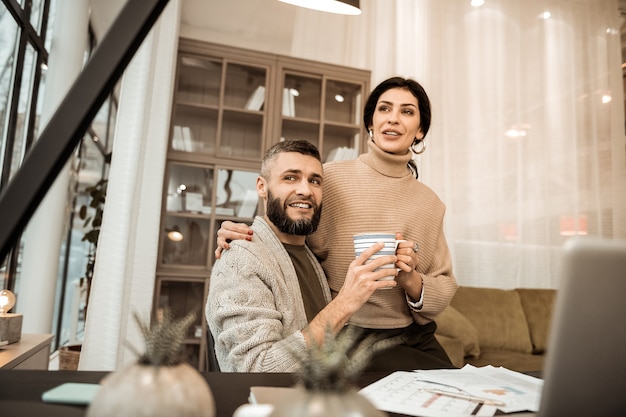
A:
279;72;365;162
160;163;259;267
165;163;213;214
155;278;205;338
154;277;205;369
283;73;321;120
176;56;221;106
161;163;213;267
171;56;221;154
324;79;362;124
323;79;363;162
281;73;322;150
171;55;267;160
161;215;210;266
215;168;260;218
220;63;266;159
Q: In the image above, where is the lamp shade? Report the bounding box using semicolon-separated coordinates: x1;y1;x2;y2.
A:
167;226;184;242
278;0;361;16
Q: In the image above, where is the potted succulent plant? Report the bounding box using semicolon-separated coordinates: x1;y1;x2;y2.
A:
86;309;215;417
270;327;401;417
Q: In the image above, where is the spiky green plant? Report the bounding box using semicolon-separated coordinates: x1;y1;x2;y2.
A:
293;325;405;392
129;309;197;367
86;308;216;417
270;327;404;417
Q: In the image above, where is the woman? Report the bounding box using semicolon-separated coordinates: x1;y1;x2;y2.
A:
217;77;458;370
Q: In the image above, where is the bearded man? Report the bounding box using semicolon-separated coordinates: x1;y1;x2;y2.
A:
206;140;397;372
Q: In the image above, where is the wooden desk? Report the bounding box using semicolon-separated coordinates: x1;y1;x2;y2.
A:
0;333;53;370
0;370;397;417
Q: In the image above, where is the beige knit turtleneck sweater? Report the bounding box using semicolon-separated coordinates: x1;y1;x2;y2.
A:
307;140;458;328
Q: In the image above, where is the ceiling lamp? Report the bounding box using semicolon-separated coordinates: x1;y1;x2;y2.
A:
278;0;361;16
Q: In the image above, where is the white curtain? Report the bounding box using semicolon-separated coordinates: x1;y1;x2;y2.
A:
79;0;181;370
292;0;626;289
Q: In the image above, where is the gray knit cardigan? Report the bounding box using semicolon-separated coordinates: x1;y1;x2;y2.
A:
206;216;332;372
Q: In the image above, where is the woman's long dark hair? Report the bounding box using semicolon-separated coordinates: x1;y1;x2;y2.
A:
363;77;432;179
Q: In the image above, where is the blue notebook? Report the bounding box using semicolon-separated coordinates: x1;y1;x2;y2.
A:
42;382;100;405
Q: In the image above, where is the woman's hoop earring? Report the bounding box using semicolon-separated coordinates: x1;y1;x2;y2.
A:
368;129;373;138
411;139;426;155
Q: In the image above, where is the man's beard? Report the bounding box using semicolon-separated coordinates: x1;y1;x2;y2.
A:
266;190;322;236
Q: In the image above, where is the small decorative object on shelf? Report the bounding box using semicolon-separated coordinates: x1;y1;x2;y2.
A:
270;327;400;417
0;289;22;345
86;309;215;417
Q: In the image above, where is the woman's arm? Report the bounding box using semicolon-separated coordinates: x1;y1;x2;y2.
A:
214;220;253;258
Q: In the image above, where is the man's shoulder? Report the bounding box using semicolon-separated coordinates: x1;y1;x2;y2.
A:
211;240;277;282
222;236;274;260
215;219;283;267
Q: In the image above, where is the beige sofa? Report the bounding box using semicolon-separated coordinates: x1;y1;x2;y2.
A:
435;286;557;372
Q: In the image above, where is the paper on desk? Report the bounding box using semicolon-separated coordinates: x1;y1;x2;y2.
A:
360;371;497;417
417;365;543;413
250;382;495;417
359;365;543;417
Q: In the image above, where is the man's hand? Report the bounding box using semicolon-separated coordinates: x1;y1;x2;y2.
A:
215;221;253;259
336;242;398;306
303;242;397;345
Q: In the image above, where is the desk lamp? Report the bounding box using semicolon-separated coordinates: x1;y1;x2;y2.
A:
0;289;22;345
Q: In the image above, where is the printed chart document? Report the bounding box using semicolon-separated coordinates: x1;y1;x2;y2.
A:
359;365;543;417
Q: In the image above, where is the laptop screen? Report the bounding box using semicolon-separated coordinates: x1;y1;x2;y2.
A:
539;237;626;417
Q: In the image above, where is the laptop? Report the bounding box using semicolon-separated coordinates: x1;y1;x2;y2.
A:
535;237;626;416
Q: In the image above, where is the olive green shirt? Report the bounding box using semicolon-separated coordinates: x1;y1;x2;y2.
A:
284;242;326;322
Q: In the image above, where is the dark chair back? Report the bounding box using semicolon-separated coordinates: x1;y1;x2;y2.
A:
206;329;221;372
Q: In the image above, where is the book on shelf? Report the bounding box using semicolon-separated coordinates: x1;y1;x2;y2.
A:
215;207;235;216
245;86;265;111
181;126;194;152
171;125;184;151
326;146;358;161
282;88;295;117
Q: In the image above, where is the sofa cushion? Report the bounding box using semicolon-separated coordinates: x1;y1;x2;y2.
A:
434;334;465;368
450;287;533;354
515;288;556;354
435;305;480;358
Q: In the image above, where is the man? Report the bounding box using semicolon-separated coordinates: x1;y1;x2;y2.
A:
206;140;397;372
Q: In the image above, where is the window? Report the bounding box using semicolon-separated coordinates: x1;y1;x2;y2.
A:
0;0;52;291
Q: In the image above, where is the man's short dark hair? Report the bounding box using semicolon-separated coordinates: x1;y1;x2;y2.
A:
261;140;321;179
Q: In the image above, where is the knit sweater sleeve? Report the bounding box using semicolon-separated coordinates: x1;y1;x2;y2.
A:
411;205;459;324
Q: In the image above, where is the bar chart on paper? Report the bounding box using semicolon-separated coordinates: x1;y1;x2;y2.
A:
359;366;542;417
360;371;494;416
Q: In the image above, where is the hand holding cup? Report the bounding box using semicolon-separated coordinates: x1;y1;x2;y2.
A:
353;233;406;286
